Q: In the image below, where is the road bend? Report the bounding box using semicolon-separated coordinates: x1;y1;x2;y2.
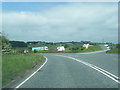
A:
13;52;119;88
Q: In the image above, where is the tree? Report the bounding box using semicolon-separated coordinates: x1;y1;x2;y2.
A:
116;44;120;49
34;49;37;53
69;47;79;51
64;44;69;48
1;34;11;51
80;46;85;50
9;41;27;48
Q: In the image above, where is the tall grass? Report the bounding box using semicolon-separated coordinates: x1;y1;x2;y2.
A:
2;54;45;86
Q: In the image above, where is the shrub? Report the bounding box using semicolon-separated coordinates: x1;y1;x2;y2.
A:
34;49;38;53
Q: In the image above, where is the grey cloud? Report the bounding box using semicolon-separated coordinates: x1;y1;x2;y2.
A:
3;3;118;43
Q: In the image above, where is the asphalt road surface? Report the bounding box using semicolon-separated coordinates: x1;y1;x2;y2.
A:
12;50;119;88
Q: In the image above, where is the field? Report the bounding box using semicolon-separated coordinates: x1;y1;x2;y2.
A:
106;44;120;54
2;45;102;86
106;48;120;54
65;45;102;53
2;54;45;86
77;45;102;52
36;45;102;53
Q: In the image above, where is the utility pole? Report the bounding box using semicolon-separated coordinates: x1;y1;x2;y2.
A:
102;39;104;44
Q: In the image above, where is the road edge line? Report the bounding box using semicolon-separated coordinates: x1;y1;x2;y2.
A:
15;56;48;89
76;50;108;54
56;55;120;84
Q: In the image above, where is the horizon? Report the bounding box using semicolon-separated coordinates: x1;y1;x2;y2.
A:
9;40;115;44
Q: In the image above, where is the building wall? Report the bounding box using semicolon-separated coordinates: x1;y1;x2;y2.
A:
57;46;65;51
32;47;48;51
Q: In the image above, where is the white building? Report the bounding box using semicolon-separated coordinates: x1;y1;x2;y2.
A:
106;46;110;49
104;44;110;49
32;46;48;51
44;46;48;50
83;44;89;49
57;46;65;51
104;44;108;47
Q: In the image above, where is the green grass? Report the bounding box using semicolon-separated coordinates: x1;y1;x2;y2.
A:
106;44;120;54
34;45;102;53
106;48;120;54
79;45;102;53
2;54;45;86
64;45;102;53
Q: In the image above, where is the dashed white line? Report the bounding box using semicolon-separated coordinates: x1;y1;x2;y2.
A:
15;56;48;89
56;55;120;84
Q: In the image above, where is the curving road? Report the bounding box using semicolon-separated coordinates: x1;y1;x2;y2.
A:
11;50;119;88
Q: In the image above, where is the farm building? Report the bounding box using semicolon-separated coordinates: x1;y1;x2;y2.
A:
57;46;65;51
32;46;48;51
83;44;93;49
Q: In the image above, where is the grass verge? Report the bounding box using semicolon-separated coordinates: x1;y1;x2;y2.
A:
78;45;103;53
2;53;45;86
106;48;120;54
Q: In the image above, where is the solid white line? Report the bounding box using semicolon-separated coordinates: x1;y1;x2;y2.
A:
15;56;48;89
56;55;120;84
77;50;108;54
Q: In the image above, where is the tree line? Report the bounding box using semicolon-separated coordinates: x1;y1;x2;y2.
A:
1;33;27;53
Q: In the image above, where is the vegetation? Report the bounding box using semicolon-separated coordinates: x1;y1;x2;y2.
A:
80;45;102;52
9;41;27;48
106;44;120;54
66;45;102;53
2;35;11;51
1;34;45;86
0;33;107;87
27;41;99;47
26;40;108;53
2;54;45;86
35;45;102;53
64;44;70;48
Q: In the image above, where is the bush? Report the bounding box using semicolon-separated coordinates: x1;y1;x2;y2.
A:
34;50;38;53
80;46;85;50
64;44;69;48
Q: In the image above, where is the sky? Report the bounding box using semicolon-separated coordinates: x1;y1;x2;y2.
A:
2;2;118;43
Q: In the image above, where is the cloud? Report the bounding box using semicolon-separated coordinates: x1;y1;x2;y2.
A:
2;2;118;43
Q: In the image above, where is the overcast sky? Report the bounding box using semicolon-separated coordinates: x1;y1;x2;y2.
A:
2;2;118;43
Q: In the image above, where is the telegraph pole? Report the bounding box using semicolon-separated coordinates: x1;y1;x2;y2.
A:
102;39;104;44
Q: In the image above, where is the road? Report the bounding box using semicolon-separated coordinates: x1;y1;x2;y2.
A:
11;50;119;88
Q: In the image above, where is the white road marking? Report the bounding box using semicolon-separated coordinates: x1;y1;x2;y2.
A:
56;55;120;84
77;50;108;54
15;56;48;89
